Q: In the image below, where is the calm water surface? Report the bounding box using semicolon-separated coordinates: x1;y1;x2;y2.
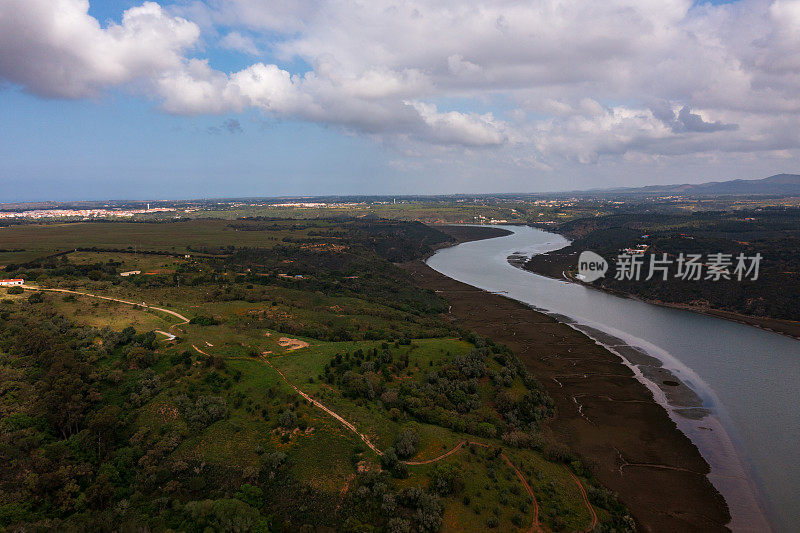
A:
427;225;800;533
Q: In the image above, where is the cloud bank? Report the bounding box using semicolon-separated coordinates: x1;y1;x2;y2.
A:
2;0;800;172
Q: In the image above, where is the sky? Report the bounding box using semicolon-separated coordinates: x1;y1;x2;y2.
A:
0;0;799;201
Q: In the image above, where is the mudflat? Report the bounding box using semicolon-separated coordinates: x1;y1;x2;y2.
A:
402;256;731;532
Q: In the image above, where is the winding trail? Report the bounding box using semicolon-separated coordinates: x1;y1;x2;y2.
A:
404;441;466;465
264;358;385;456
468;441;541;532
568;470;599;532
22;284;605;532
22;285;190;329
506;453;540;533
262;355;543;531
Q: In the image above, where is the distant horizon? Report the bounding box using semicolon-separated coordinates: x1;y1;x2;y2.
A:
1;171;797;205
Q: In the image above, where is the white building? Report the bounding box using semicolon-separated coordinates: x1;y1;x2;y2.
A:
0;279;24;286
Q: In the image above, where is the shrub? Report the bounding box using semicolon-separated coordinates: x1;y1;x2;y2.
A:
189;315;219;326
429;464;464;495
476;422;497;438
261;451;288;480
391;462;409;479
381;447;399;469
234;484;263;508
394;429;419;459
387;517;411;533
277;410;298;429
27;292;44;303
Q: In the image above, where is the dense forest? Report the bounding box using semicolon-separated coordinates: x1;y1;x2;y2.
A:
527;207;800;322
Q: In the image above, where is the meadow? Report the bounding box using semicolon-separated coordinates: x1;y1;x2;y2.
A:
0;217;631;532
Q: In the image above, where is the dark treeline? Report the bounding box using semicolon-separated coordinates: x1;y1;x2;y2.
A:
528;207;800;321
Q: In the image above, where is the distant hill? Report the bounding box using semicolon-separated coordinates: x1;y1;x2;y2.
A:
598;173;800;196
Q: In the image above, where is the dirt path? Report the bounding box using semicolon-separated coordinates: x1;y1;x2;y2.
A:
23;286;190;328
468;441;541;532
504;453;540;533
264;358;386;456
155;330;176;340
568;470;599;532
404;441;466;465
31;284;549;530
192;344;211;356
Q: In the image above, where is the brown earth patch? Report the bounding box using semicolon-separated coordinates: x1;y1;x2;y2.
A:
277;337;310;350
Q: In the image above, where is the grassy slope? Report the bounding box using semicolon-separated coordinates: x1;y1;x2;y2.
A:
0;220;615;532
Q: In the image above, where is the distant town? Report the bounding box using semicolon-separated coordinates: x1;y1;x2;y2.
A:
0;206;176;220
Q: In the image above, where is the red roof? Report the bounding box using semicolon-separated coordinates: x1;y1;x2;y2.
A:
0;279;24;282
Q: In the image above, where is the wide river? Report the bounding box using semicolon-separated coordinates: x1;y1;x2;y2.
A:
427;225;800;533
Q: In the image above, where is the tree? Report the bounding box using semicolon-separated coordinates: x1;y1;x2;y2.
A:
429;464;464;495
234;484;263;508
394;429;419;459
27;292;44;304
413;491;443;532
85;472;115;510
87;405;122;458
278;410;298;429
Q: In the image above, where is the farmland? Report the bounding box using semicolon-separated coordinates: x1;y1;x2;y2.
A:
0;219;333;264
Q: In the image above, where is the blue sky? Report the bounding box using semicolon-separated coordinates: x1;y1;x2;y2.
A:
0;88;394;200
0;0;798;202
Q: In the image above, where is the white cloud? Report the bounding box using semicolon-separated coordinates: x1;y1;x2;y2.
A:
409;101;507;146
0;0;199;98
3;0;800;165
219;31;259;55
154;60;508;146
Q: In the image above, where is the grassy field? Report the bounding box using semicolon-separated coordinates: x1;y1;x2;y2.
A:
0;219;335;264
6;284;601;531
47;292;174;331
0;217;630;532
179;202;526;225
66;251;184;273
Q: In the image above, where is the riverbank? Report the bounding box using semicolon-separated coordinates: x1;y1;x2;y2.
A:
431;223;514;246
523;238;800;340
403;259;730;531
414;224;732;531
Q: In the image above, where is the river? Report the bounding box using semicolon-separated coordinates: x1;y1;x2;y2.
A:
426;225;800;533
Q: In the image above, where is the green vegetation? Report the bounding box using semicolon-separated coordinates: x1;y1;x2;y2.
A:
528;206;800;322
0;217;632;531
